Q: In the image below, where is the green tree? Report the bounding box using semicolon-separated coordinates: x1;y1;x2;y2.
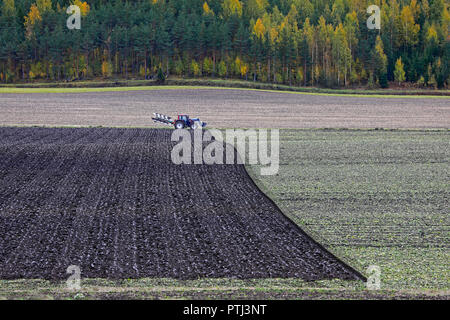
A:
332;23;351;86
394;57;406;85
222;0;243;18
191;60;201;76
203;57;213;75
217;60;227;77
245;0;268;20
399;5;420;47
1;0;16;17
292;0;313;23
372;35;388;88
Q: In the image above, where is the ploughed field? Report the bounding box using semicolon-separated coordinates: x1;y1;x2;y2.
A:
1;88;449;128
0;127;363;281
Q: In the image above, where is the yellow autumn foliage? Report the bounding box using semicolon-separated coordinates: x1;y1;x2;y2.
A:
253;18;266;40
203;2;214;16
222;0;242;18
240;64;248;77
73;0;90;16
24;4;42;27
24;4;41;39
426;24;438;43
234;56;241;75
102;61;112;77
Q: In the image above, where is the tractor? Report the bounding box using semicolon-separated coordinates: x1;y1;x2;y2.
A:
152;113;207;129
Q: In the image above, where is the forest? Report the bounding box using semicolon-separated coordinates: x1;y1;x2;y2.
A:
0;0;448;88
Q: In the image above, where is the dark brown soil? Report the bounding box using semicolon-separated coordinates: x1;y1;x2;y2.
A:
0;127;364;281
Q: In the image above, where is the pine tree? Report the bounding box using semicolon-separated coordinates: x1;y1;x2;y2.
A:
372;35;388;88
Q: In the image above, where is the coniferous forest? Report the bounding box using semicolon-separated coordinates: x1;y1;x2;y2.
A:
0;0;448;88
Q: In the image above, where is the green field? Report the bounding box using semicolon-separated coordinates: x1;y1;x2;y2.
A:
0;79;448;99
249;129;449;292
0;129;448;300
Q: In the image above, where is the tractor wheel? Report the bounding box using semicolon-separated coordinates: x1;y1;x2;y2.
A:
191;121;200;129
174;120;185;129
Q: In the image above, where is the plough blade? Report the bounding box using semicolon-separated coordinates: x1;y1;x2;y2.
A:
152;113;174;125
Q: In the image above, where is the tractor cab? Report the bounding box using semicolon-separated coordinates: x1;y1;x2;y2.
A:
178;115;190;122
174;114;193;129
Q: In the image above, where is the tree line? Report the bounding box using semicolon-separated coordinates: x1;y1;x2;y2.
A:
0;0;448;88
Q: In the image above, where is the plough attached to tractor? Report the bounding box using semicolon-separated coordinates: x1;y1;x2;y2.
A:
152;113;207;129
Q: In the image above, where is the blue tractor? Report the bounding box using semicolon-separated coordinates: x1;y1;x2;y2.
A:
152;113;207;129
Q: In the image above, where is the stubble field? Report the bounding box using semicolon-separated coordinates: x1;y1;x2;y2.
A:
248;129;449;293
0;88;449;128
